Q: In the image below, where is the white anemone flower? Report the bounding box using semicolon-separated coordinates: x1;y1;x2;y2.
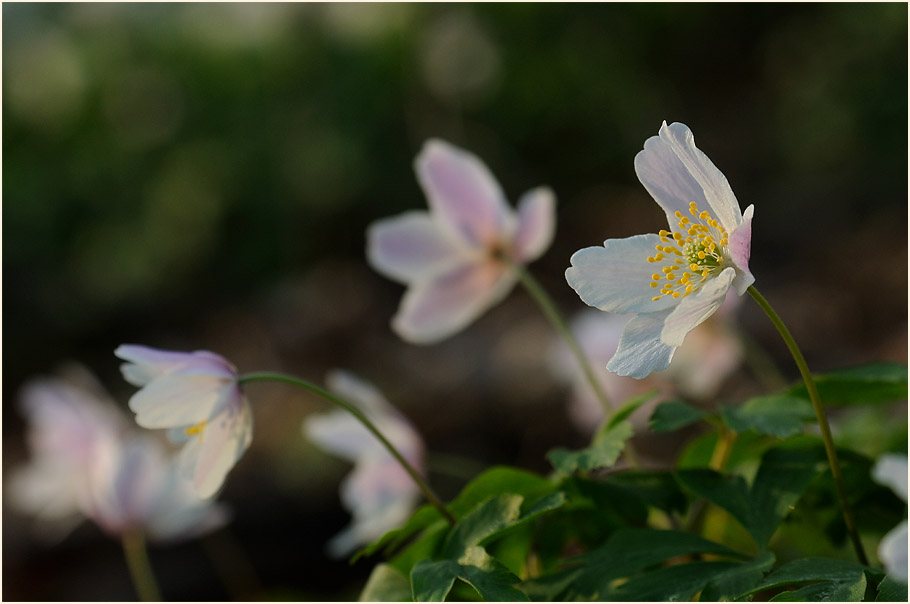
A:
9;372;227;542
566;121;754;378
367;138;556;344
303;370;424;558
872;454;908;583
115;345;253;499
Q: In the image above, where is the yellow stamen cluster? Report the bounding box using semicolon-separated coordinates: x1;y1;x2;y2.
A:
185;421;207;440
647;201;729;301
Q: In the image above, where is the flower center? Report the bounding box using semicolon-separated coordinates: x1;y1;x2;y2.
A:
647;201;729;301
185;420;207;440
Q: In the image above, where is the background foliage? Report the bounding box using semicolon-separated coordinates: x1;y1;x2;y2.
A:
3;3;907;600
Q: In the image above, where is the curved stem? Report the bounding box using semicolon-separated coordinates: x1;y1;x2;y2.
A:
122;529;161;602
237;372;456;526
747;285;868;565
504;259;640;468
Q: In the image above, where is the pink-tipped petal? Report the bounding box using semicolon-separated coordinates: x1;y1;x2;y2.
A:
415;139;512;249
392;261;516;344
607;309;677;379
565;234;679;315
366;211;469;284
116;345;235;386
660;267;735;348
512;187;556;263
635;121;742;233
728;204;755;295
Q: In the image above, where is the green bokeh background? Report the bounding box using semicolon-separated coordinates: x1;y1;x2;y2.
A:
3;3;907;600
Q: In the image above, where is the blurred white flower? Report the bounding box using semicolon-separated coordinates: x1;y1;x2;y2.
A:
9;371;227;542
566;121;754;379
367;138;555;343
115;345;253;498
872;454;908;583
303;370;424;558
550;292;742;433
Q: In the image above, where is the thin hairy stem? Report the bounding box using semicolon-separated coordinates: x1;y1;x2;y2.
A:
237;372;456;526
747;285;868;565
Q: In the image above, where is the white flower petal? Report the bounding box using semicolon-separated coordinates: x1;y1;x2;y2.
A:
873;455;908;502
304;410;373;463
635;121;742;233
191;398;253;499
879;520;908;583
607;309;677;379
366;211;470;284
325;370;394;418
415;139;512;249
115;345;235;386
392;261;516;344
512;186;556;263
565;234;679;314
729;204;755;295
661;267;736;348
128;373;229;429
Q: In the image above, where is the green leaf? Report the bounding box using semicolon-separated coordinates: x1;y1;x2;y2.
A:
700;551;777;601
787;363;908;406
744;557;867;601
356;504;443;561
547;420;633;474
568;528;748;598
876;575;909;601
650;400;707;433
608;389;658;428
609;560;742;601
722;395;815;438
458;556;529;602
676;443;826;548
447;467;555;517
388;521;450;576
442;495;523;559
359;563;413;602
605;470;688;514
411;559;459;602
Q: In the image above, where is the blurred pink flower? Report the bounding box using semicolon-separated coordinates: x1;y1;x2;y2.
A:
368;138;556;343
872;454;908;583
9;372;227;542
566;121;754;378
303;370;424;557
115;345;253;498
549;291;742;433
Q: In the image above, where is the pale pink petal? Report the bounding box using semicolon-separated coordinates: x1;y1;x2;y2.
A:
116;345;235;386
660;268;735;348
367;211;471;284
392;261;516;344
728;204;755;295
873;455;908;502
128;372;230;429
634;121;743;233
304;411;371;463
512;187;556;263
565;234;679;315
879;521;908;582
415;139;512;249
191;396;253;499
668;320;743;399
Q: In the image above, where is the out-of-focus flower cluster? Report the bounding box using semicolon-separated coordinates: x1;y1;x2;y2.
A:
9;367;228;543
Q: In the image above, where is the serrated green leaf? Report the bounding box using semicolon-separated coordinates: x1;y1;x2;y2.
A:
568;528;748;598
388;521;449;576
744;557;867;600
676;468;754;532
650;400;707;433
606;470;688;514
356;504;442;561
610;560;742;601
787;363;908;406
447;467;554;517
876;575;909;601
547;420;633;474
442;495;523;559
359;563;413;602
722;395;815;438
458;560;529;601
700;551;776;602
411;559;459;602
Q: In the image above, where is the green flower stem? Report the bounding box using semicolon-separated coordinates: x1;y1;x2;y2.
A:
747;285;868;565
237;372;457;526
504;258;640;468
122;529;161;602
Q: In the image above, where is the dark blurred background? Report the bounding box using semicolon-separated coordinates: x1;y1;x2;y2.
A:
3;3;907;601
